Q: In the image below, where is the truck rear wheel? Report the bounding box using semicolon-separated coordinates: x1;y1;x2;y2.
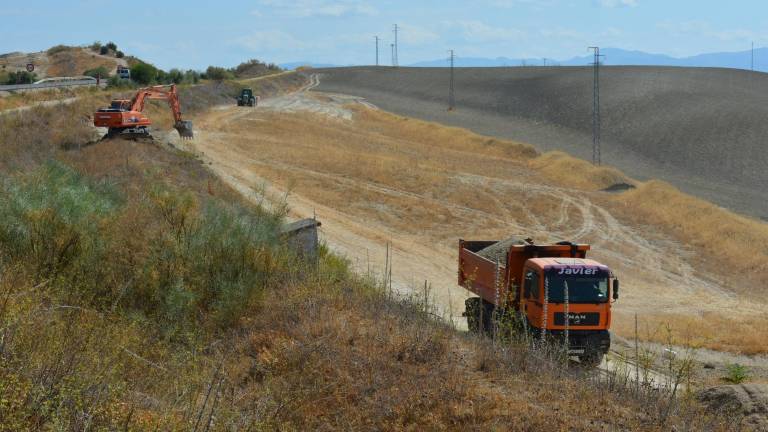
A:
465;297;481;333
465;297;495;335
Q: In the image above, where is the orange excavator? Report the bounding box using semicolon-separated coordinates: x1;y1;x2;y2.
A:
93;84;194;140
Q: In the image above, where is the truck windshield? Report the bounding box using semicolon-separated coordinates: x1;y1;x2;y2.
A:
545;271;609;304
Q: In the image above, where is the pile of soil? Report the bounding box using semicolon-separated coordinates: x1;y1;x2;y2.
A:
476;236;526;263
698;384;768;430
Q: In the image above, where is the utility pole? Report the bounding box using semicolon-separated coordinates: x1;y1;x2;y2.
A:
752;41;755;71
448;49;456;111
589;46;604;166
393;24;399;67
390;43;395;67
375;36;380;66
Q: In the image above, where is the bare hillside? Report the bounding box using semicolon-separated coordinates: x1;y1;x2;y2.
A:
0;46;126;78
315;66;768;220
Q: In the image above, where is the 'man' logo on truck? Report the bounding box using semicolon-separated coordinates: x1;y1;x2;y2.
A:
557;267;597;275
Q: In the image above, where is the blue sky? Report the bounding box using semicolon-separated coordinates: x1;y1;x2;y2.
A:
3;0;768;69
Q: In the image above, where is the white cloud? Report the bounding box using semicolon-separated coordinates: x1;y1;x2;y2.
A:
233;30;308;52
257;0;378;18
599;0;638;8
657;20;768;43
447;20;527;42
397;24;440;45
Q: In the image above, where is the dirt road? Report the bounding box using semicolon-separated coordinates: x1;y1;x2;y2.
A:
181;76;768;382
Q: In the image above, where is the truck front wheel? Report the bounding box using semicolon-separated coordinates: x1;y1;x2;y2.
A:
579;352;604;368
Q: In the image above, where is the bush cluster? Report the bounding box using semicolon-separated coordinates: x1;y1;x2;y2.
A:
0;162;288;331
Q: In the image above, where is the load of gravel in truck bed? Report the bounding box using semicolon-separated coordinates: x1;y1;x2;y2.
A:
476;236;527;263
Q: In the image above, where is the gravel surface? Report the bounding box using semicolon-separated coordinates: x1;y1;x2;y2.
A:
476;236;526;263
315;66;768;220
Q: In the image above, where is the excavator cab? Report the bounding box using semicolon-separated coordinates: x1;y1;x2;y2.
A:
110;100;131;111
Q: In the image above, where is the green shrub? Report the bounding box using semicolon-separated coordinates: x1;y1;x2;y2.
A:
115;50;124;58
47;45;72;55
99;45;109;55
722;363;749;384
140;185;285;329
203;65;234;81
130;62;159;85
105;41;117;52
90;41;102;52
0;162;121;282
5;71;37;84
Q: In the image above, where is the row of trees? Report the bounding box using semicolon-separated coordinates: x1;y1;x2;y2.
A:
0;71;38;85
107;59;281;87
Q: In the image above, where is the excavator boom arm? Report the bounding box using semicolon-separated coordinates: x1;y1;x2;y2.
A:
130;85;184;123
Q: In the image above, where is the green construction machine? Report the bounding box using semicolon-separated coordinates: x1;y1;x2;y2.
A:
236;88;259;107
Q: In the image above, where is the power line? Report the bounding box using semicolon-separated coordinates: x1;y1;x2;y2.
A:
393;24;399;67
589;46;604;166
448;49;456;111
375;36;379;66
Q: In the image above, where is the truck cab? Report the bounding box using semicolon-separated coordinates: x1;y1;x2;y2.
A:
458;239;619;367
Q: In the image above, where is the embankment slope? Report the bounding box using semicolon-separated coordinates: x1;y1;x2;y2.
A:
315;66;768;219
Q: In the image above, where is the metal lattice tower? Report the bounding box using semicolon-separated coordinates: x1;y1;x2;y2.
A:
589;47;603;166
448;49;456;111
393;24;399;67
390;43;395;67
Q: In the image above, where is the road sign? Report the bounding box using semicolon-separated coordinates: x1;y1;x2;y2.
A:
26;63;34;73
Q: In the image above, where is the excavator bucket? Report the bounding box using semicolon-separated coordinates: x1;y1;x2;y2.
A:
175;120;194;139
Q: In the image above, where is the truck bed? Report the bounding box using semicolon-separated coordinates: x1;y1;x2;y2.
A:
458;240;510;306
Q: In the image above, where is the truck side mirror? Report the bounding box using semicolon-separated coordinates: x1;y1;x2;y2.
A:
612;279;620;300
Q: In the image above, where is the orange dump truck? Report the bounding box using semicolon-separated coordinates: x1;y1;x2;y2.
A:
458;239;619;366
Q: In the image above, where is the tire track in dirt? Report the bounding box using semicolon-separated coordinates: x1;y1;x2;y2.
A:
189;74;764;332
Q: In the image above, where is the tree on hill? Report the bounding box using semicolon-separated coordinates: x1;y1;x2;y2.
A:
105;42;118;52
5;71;37;85
47;45;73;56
232;59;281;78
203;66;234;81
130;62;159;85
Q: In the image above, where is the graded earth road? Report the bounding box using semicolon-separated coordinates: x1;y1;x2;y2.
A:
314;66;768;220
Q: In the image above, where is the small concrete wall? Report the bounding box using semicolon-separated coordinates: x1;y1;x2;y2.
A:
281;218;321;263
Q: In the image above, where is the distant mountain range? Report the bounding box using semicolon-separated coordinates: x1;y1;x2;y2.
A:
282;47;768;72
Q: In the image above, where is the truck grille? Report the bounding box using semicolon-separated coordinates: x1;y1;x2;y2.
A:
554;312;600;326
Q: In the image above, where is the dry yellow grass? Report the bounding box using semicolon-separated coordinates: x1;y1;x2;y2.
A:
47;47;121;77
611;180;768;289
612;312;768;356
530;150;633;190
0;87;97;112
